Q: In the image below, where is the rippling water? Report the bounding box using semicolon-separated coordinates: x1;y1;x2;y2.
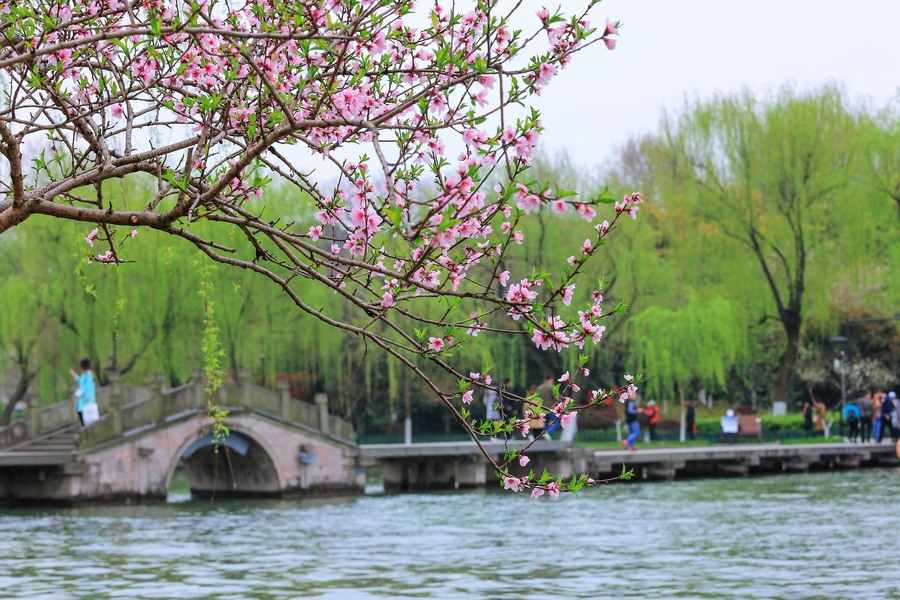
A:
1;468;899;599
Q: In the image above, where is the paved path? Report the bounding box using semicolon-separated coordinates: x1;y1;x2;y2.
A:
359;439;569;459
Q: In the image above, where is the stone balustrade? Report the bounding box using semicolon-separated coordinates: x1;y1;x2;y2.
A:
2;369;355;449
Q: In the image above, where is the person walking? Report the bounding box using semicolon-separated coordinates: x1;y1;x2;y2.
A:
646;400;660;441
814;400;827;434
888;392;899;443
858;392;873;444
685;398;696;441
622;397;640;452
879;392;894;444
69;358;97;426
802;400;814;437
843;397;861;443
534;375;557;440
483;386;501;422
873;392;884;442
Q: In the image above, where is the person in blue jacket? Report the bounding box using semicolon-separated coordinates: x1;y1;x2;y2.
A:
69;358;97;425
622;397;640;452
843;397;861;443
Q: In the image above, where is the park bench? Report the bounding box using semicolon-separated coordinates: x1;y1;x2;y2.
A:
737;416;763;441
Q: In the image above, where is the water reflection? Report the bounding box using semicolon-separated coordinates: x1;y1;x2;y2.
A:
1;469;899;598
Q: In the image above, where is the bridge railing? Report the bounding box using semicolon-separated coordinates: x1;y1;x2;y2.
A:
0;368;357;450
0;421;27;447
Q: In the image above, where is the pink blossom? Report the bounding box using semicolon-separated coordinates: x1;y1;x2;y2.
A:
536;8;550;21
546;482;561;498
575;203;597;222
504;476;522;492
462;390;474;404
560;413;575;428
581;239;592;254
498;270;510;286
597;220;610;237
558;372;570;383
519;455;530;467
604;37;617;50
535;62;557;87
308;225;323;241
562;285;575;306
381;292;394;308
85;228;99;246
428;337;445;352
531;487;545;499
605;19;619;36
129;229;137;238
551;200;567;214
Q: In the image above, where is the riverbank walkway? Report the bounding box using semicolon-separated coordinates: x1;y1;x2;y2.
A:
359;438;900;488
592;440;899;480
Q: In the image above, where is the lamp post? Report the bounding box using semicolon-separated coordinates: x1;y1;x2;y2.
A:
830;336;849;428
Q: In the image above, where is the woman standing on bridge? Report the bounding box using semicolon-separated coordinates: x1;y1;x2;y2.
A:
69;358;98;426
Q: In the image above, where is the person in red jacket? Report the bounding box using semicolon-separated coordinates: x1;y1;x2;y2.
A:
646;400;660;441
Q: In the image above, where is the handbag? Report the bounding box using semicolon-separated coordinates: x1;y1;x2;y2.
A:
81;402;100;426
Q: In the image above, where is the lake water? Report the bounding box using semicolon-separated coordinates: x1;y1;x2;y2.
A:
0;468;898;599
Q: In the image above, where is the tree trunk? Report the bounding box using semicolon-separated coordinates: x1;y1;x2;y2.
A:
0;374;31;426
773;308;802;406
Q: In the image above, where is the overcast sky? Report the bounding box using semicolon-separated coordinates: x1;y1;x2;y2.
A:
534;0;900;169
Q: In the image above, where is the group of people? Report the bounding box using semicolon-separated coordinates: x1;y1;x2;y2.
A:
843;391;898;444
483;376;900;451
800;399;829;436
621;397;664;452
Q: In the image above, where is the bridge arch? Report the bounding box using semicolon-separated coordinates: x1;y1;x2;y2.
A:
165;420;284;498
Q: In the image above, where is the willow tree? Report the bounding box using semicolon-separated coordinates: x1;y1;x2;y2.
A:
0;0;641;494
650;88;865;405
868;102;900;220
628;295;746;440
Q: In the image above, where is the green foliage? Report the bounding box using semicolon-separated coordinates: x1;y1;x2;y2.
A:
628;295;747;400
612;87;898;405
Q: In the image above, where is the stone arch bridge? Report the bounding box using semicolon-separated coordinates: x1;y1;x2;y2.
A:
0;370;362;503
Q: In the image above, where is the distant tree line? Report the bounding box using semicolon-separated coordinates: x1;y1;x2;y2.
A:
2;86;897;431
